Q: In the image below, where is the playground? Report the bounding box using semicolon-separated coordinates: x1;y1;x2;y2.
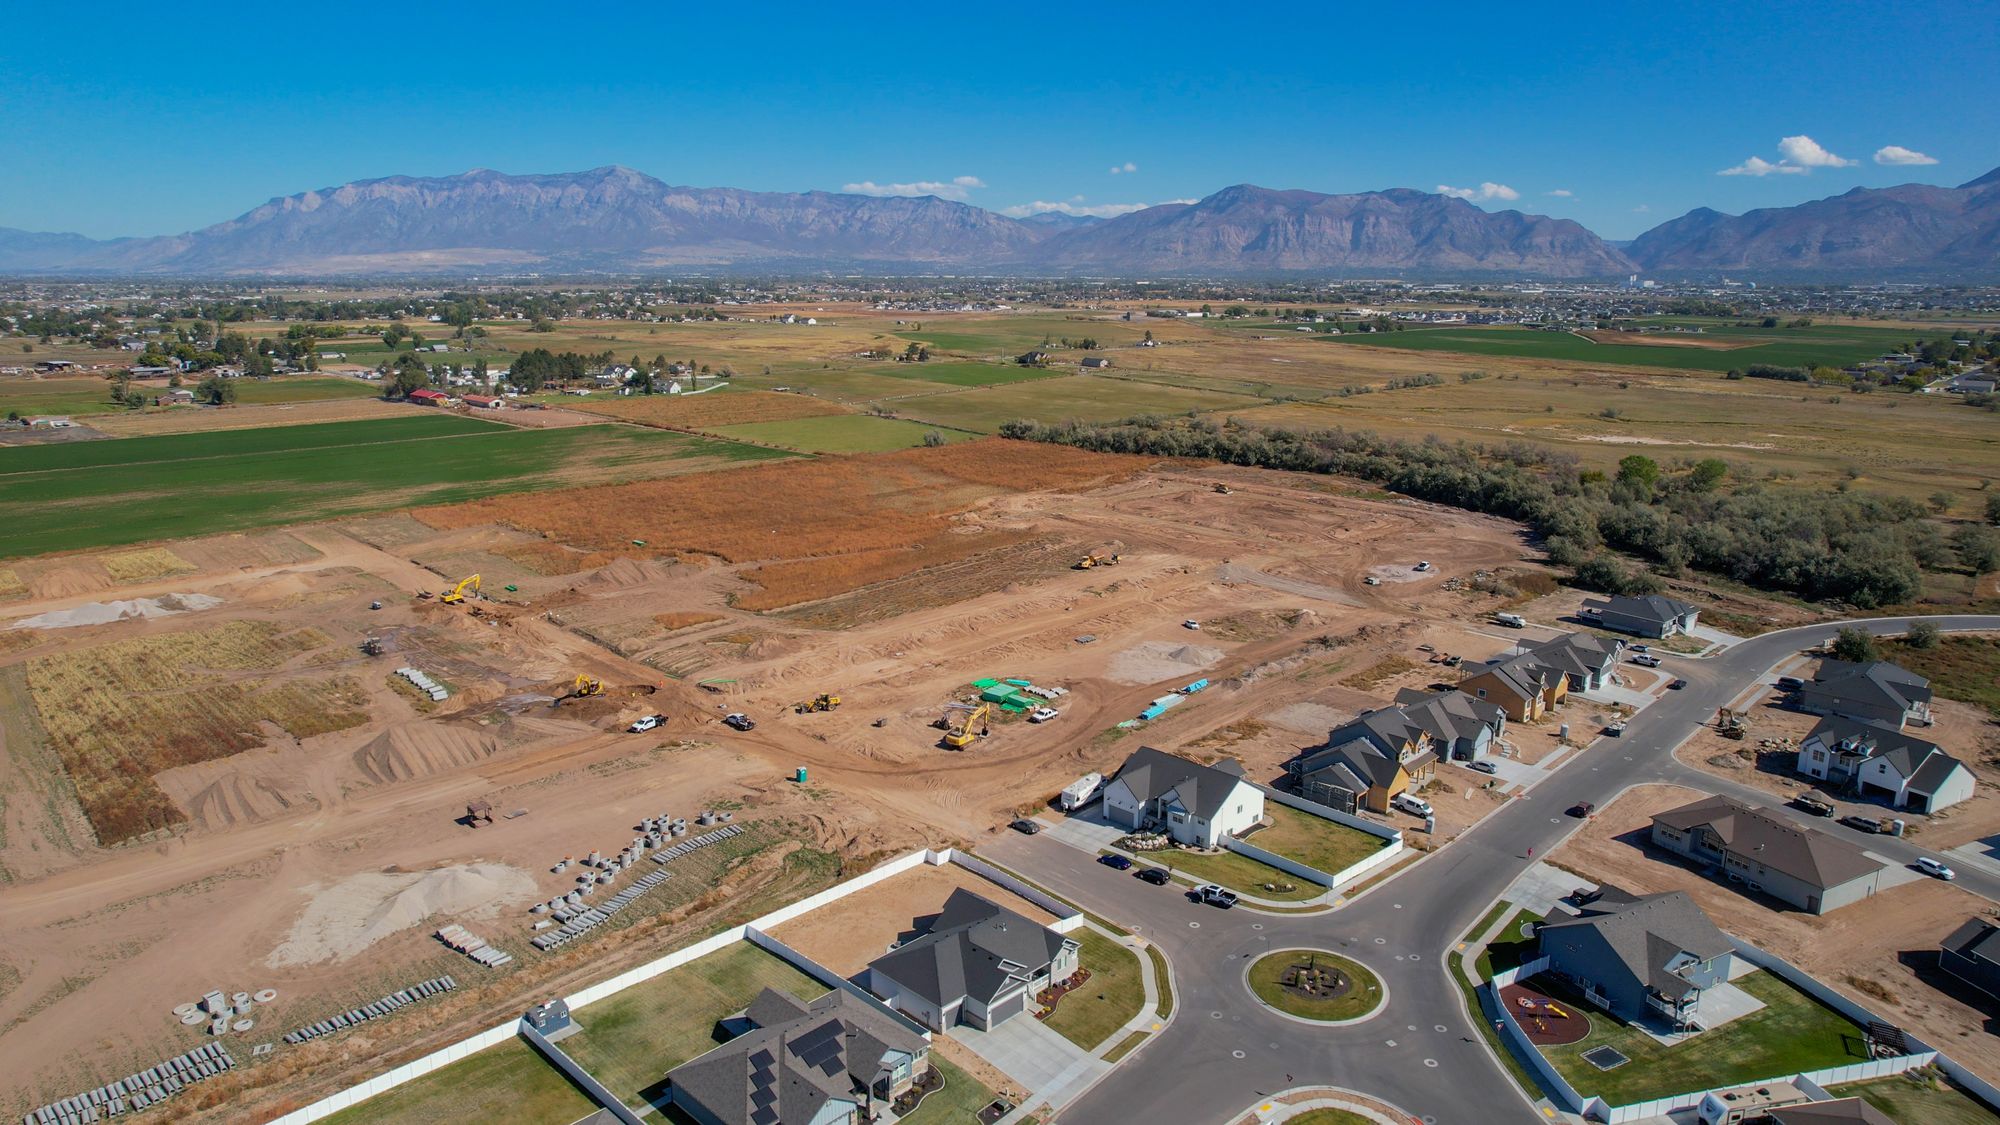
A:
1499;978;1593;1047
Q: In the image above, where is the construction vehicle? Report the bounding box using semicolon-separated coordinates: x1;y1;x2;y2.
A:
1074;552;1122;570
795;693;841;714
568;674;605;699
1716;707;1748;740
1212;483;1233;494
465;800;494;829
440;574;482;605
361;637;385;657
942;703;992;750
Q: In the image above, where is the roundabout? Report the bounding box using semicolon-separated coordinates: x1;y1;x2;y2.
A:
1245;948;1385;1024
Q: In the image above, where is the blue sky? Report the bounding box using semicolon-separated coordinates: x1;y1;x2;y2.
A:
3;0;1994;242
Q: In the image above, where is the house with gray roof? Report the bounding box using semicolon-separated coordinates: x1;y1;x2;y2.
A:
1101;746;1264;847
666;987;929;1125
1457;649;1568;722
1288;707;1438;813
1940;916;2000;1000
1536;887;1734;1028
862;889;1078;1033
1798;660;1933;730
1584;593;1700;639
1796;716;1974;814
1392;688;1507;762
1650;795;1885;914
1523;631;1624;692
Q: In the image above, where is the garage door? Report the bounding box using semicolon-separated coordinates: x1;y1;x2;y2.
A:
987;988;1027;1027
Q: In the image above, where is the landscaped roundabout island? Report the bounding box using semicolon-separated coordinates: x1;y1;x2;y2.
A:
1246;949;1385;1023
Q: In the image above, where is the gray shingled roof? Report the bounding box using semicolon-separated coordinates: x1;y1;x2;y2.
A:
1806;716;1964;793
1393;688;1507;745
1466;650;1558;703
1539;889;1733;1002
1602;593;1699;625
1110;746;1251;823
668;987;926;1125
1908;750;1969;796
1942;917;2000;967
1653;795;1884;891
1524;632;1621;680
866;889;1069;1011
1809;660;1932;712
1768;1098;1895;1125
1294;737;1405;794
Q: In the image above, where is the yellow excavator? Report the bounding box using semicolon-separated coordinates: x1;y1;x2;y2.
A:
570;674;605;698
1074;552;1122;570
795;693;842;714
941;703;991;750
440;574;482;605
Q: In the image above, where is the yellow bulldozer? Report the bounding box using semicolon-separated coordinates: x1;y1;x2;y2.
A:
941;703;991;750
440;574;481;605
1074;552;1122;570
795;693;841;714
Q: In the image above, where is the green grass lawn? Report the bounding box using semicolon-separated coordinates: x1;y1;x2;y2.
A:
889;374;1262;433
1543;970;1870;1106
229;375;382;403
899;1056;998;1125
558;942;829;1109
1883;636;2000;717
1247;949;1383;1021
1834;1070;2000;1124
1146;944;1173;1018
318;1037;596;1125
1041;929;1145;1051
713;414;977;453
1154;847;1322;902
1475;909;1546;980
1244;804;1387;877
1319;322;1918;373
1286;1111;1375;1125
0;415;788;557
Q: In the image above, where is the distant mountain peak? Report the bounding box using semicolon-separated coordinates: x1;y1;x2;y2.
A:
1961;166;2000;190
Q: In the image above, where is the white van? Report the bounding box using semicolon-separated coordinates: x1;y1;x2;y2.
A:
1391;793;1433;818
1494;613;1527;628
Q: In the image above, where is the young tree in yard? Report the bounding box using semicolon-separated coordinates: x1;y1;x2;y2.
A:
1905;620;1942;650
387;354;429;398
1831;626;1879;664
1954;524;2000;575
196;374;237;405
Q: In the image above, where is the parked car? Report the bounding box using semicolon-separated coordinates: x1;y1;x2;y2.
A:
1791;794;1836;817
1630;654;1663;668
1029;706;1061;723
1136;867;1172;885
1840;814;1890;834
1193;883;1238;909
722;712;755;731
627;714;664;733
1467;760;1499;775
1182;619;1202;630
1629;644;1650;654
1098;853;1134;870
1666;677;1687;690
1568;802;1595;818
1494;613;1527;628
1413;560;1433;572
1363;575;1382;586
1391;792;1433;818
1917;857;1957;881
1776;676;1806;692
1009;819;1042;835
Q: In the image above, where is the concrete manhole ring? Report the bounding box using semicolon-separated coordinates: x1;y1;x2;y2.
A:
1373;937;1386;944
1232;1050;1246;1059
1251;923;1264;930
1423;1058;1438;1068
1434;1025;1448;1033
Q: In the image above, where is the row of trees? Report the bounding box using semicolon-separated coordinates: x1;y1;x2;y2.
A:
998;417;1987;609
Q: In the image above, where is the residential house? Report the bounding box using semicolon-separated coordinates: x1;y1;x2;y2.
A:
1650;795;1885;914
666;986;930;1125
1797;660;1933;730
1016;350;1052;367
1287;707;1438;813
1947;374;1997;395
1101;746;1265;847
461;394;503;409
1795;716;1974;814
1767;1100;1895;1125
1584;594;1701;639
1080;356;1111;369
1458;650;1568;722
1391;688;1507;762
1939;917;2000;1000
862;889;1079;1032
1536;886;1734;1028
159;388;195;405
1522;632;1624;692
405;389;451;407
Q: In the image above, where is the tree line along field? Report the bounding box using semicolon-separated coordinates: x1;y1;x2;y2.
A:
1313;322;1920;373
0;414;790;558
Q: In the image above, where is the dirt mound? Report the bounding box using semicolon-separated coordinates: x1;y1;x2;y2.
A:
1105;640;1225;685
178;773;303;830
351;723;502;784
267;863;536;966
11;593;222;630
576;556;662;591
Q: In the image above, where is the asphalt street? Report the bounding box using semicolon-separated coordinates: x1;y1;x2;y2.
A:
979;614;2000;1125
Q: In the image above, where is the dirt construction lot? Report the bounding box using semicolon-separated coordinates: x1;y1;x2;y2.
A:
0;442;1539;1120
766;861;1060;976
1550;784;2000;1087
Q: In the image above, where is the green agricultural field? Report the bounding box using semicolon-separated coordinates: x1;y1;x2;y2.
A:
318;1037;595;1125
870;361;1060;387
714;415;977;453
889;375;1264;433
555;941;828;1109
1318;322;1917;374
0;376;122;418
229;375;382;403
0;415;787;557
896;315;1149;355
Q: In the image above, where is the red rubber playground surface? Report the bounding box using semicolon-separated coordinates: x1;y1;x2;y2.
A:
1500;978;1593;1046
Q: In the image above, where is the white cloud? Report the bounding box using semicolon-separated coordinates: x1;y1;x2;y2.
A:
1874;144;1938;166
1436;182;1520;202
842;175;986;201
1546;189;1574;198
1719;135;1854;176
1001;198;1195;219
1109;162;1138;175
1631;204;1651;213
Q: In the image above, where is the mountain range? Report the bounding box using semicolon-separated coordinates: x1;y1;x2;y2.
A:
3;164;1998;278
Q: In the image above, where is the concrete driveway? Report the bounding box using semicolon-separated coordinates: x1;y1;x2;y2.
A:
1041;807;1128;855
951;1013;1105;1108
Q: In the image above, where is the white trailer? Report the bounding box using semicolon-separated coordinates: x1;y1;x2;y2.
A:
1058;772;1103;811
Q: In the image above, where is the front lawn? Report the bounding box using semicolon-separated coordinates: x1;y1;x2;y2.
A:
1542;970;1870;1106
1157;847;1322;902
899;1056;997;1125
319;1037;595;1125
1247;949;1383;1022
1041;929;1144;1051
1244;804;1388;878
1475;909;1546;980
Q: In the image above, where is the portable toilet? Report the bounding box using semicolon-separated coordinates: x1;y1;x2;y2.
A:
794;766;808;783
